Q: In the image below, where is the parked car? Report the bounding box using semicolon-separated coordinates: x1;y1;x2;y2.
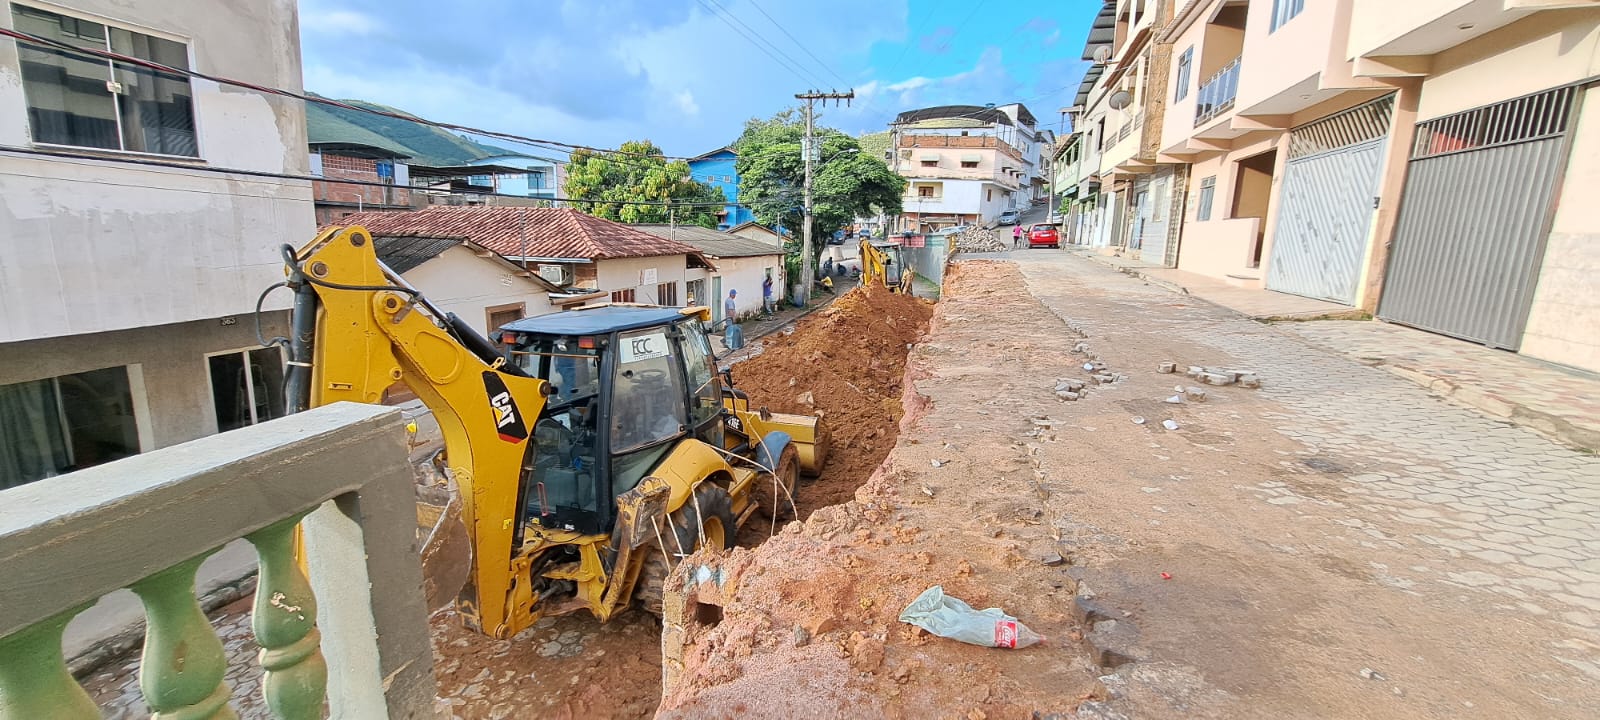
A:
997;210;1020;225
1047;211;1064;225
1027;223;1060;249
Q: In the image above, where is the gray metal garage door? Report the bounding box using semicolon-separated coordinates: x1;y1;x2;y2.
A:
1266;96;1395;304
1377;85;1578;349
1138;167;1174;266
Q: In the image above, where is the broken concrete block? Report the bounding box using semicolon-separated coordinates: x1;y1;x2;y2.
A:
1184;387;1207;401
1200;372;1235;386
1158;362;1176;374
1239;373;1261;388
1056;390;1080;401
1095;373;1116;384
1161;419;1180;431
1186;366;1204;377
1164;395;1184;404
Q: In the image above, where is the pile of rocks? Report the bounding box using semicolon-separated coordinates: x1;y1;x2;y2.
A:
1159;362;1261;388
953;228;1008;253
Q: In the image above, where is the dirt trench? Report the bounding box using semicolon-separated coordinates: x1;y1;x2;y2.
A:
85;284;934;720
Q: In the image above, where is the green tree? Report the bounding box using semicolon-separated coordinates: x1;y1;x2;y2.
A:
733;110;905;264
563;139;726;227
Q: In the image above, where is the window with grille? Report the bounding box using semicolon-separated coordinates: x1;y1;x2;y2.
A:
1196;176;1216;221
1175;47;1193;101
961;160;978;168
610;288;636;303
656;281;678;306
921;159;938;167
919;186;935;197
1270;0;1304;32
12;4;197;155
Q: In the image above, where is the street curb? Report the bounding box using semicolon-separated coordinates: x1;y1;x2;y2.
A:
1064;249;1597;453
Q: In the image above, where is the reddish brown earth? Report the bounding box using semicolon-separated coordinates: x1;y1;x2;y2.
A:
656;263;1105;720
730;284;935;518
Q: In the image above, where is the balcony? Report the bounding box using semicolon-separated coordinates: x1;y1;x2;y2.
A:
1195;57;1242;126
0;403;436;717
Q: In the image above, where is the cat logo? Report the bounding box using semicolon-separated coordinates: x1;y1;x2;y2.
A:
482;372;528;443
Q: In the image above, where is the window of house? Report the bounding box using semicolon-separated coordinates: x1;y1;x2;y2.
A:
921;159;938;167
485;302;526;339
1;366;142;489
961;160;978;168
208;347;286;433
12;4;198;156
685;278;706;307
1270;0;1305;31
656;281;679;306
722;175;732;183
467;174;493;187
611;288;636;303
918;186;935;197
986;189;993;201
1175;47;1193;101
1196;176;1217;221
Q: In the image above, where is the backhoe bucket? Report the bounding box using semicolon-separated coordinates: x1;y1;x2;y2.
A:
415;453;472;613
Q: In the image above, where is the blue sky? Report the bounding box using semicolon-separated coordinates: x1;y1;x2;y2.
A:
298;0;1101;158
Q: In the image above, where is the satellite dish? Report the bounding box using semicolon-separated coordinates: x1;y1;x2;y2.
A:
1092;46;1112;64
1109;90;1133;110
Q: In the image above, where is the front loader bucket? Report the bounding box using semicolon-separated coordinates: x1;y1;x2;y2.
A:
415;452;472;613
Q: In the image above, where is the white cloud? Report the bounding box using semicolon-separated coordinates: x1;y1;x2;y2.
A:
674;90;700;117
301;8;381;36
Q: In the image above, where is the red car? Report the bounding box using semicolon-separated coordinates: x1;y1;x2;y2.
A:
1027;223;1060;248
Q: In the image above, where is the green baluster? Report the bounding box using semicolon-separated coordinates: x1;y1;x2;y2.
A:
130;555;237;720
0;606;97;720
248;517;327;720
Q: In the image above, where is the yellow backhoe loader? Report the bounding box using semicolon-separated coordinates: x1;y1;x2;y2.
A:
277;225;828;639
860;238;911;293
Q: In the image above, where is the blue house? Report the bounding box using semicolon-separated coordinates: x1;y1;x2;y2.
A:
687;146;753;230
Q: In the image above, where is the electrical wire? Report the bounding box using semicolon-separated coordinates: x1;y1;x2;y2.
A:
0;27;694;164
743;0;853;88
694;0;824;88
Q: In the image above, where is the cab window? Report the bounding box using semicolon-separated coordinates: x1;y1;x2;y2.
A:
678;321;720;429
610;327;686;453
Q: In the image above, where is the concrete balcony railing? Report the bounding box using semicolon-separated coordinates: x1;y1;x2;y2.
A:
1195;57;1243;126
0;403;436;719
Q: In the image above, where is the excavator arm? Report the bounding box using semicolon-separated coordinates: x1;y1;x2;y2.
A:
282;225;548;636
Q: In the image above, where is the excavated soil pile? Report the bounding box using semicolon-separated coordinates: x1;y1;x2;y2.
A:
730;283;934;518
658;262;1102;720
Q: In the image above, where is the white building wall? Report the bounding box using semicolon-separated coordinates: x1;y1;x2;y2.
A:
596;255;690;306
400;245;556;338
0;0;313;344
709;255;785;318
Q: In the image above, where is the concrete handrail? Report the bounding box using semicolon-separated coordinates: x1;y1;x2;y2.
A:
0;402;436;719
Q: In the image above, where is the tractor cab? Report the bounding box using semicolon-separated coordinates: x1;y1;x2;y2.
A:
870;241;906;286
498;305;722;536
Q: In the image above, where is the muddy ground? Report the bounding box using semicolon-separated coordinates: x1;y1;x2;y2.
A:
658;262;1107;719
84;283;931;720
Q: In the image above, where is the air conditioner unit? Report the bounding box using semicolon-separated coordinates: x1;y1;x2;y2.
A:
537;264;568;285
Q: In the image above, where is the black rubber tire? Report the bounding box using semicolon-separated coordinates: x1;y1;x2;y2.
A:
636;484;737;616
752;444;801;522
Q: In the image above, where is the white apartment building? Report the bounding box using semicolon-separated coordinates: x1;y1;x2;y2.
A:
888;104;1041;231
0;0;315;490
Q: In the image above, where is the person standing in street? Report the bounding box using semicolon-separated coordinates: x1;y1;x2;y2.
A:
724;288;738;325
1013;223;1023;249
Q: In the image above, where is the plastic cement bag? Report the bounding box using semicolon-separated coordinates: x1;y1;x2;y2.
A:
898;585;1044;649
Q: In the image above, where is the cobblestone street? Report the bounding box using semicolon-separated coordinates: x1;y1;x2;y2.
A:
1002;249;1600;717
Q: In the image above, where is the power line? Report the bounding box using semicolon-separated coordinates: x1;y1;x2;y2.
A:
0;27;695;164
694;0;824;88
743;0;852;88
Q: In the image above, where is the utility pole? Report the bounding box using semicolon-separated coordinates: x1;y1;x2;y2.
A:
795;89;853;306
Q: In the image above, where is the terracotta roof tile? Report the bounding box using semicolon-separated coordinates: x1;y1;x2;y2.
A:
332;207;704;262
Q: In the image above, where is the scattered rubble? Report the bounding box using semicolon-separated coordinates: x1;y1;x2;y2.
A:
1183;365;1263;388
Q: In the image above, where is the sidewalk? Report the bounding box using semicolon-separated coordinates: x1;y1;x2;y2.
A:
1062;247;1600;452
1063;246;1361;319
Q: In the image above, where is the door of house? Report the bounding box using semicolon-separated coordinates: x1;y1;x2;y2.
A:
710;276;723;324
1266;95;1395;304
1378;85;1578;349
